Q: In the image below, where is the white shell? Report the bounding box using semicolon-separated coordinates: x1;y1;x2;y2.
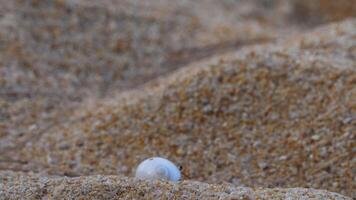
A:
135;157;181;182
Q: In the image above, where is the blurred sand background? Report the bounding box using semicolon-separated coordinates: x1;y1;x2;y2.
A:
0;0;355;199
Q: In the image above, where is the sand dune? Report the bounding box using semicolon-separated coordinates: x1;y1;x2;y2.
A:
0;0;355;199
0;170;351;199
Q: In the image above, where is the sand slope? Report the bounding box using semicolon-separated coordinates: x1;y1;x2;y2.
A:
2;19;353;198
0;171;352;199
0;0;355;199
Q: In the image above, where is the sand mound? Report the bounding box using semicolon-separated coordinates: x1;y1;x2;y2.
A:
0;171;352;199
0;0;281;156
1;1;355;150
0;0;276;161
0;0;355;199
3;19;353;197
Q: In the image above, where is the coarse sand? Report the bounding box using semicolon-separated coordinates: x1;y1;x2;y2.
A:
0;0;355;199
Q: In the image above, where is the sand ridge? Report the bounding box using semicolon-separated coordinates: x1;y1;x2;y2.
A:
8;19;355;197
0;0;355;199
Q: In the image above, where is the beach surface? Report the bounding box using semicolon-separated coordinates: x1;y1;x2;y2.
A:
0;0;355;199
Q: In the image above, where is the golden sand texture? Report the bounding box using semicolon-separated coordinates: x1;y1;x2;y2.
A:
0;0;355;199
0;0;282;157
1;0;354;152
2;19;353;198
0;0;276;163
0;171;352;199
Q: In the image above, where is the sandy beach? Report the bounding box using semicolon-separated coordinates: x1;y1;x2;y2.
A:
0;0;355;199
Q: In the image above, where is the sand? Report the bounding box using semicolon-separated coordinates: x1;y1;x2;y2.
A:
0;0;355;199
0;171;352;199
